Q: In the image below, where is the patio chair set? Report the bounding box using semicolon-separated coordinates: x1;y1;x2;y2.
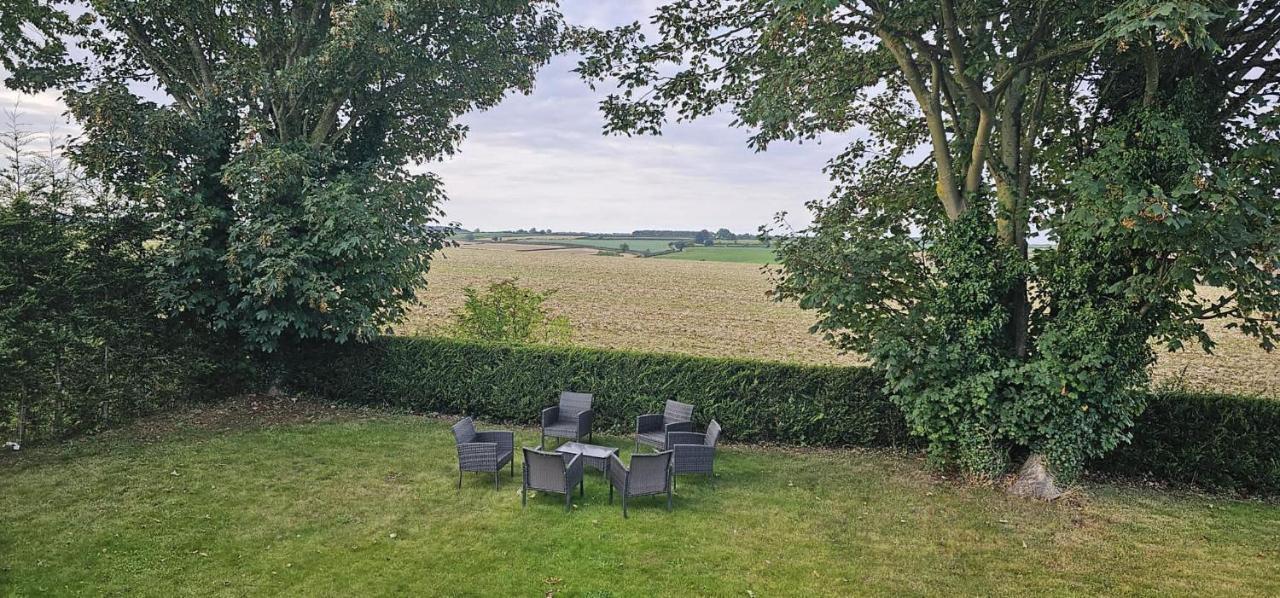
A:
452;391;722;517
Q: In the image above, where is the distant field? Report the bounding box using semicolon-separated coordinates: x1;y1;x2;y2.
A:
553;238;679;252
657;245;777;264
406;243;1279;397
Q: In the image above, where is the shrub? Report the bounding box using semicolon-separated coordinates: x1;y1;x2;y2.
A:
449;279;570;344
288;336;910;447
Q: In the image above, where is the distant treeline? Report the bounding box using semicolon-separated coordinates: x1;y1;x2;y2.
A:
630;229;699;238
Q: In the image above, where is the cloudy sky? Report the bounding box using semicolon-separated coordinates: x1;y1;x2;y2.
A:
2;1;855;235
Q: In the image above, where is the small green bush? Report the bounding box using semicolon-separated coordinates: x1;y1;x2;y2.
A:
448;279;570;344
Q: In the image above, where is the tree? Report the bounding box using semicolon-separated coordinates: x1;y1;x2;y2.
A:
0;0;82;92
578;0;1280;497
715;228;735;241
13;1;562;351
619;242;630;252
450;279;570;344
694;229;715;246
1;111;230;441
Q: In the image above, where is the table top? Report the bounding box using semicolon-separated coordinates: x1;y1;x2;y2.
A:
554;442;619;459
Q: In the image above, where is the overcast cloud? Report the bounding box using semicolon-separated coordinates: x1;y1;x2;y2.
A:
2;1;857;235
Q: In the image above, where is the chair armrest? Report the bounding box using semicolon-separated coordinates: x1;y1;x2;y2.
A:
475;431;513;454
636;413;662;433
666;431;705;447
565;454;584;487
541;406;559;428
576;409;594;435
458;442;497;467
664;420;694;435
607;453;628;491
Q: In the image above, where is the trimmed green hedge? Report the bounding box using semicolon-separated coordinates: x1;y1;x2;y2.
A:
1097;391;1280;495
288;336;911;447
287;335;1280;495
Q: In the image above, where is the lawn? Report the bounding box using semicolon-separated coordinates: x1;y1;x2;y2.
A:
655;245;777;264
3;401;1278;596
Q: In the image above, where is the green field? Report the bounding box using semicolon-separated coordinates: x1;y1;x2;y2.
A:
656;245;777;263
3;402;1277;596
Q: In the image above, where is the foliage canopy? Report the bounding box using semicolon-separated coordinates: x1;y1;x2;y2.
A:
577;0;1280;483
10;0;563;351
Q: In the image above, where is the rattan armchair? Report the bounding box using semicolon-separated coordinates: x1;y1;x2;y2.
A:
541;391;595;448
669;419;721;489
522;447;585;512
452;417;514;490
635;400;694;451
607;450;674;518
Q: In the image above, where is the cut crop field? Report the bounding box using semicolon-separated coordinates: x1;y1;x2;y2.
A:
404;243;1279;397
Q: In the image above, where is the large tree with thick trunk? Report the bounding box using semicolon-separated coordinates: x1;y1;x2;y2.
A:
577;0;1280;497
10;0;562;351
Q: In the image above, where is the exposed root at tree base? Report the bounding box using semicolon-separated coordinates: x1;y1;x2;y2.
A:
1008;453;1065;501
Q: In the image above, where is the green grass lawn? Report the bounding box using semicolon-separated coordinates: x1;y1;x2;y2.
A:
2;404;1278;596
655;245;777;264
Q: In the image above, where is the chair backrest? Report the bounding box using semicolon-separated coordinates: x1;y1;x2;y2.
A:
452;417;476;445
663;400;694;425
523;447;567;489
705;419;721;447
559;391;593;414
627;450;672;494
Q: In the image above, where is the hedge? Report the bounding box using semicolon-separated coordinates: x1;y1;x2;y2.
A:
288;336;1280;495
288;336;912;447
1;335;262;444
1097;391;1280;495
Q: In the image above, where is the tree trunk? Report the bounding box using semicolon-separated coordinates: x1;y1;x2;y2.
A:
1008;453;1064;500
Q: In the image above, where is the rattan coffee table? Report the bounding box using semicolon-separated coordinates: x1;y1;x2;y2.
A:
553;442;618;473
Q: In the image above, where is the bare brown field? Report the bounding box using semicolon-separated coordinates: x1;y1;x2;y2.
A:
402;244;1278;397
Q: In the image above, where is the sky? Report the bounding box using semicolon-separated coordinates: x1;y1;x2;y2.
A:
1;1;857;235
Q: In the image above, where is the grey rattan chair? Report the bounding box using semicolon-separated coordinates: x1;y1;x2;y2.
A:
635;400;694;451
522;447;585;512
607;450;673;518
669;419;721;489
452;417;514;490
541;391;595;448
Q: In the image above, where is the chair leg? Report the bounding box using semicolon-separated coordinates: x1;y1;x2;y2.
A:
522;484;527;508
667;485;673;512
609;483;613;504
458;468;463;489
579;478;584;496
510;459;515;478
540;434;544;449
622;496;628;519
494;470;499;490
